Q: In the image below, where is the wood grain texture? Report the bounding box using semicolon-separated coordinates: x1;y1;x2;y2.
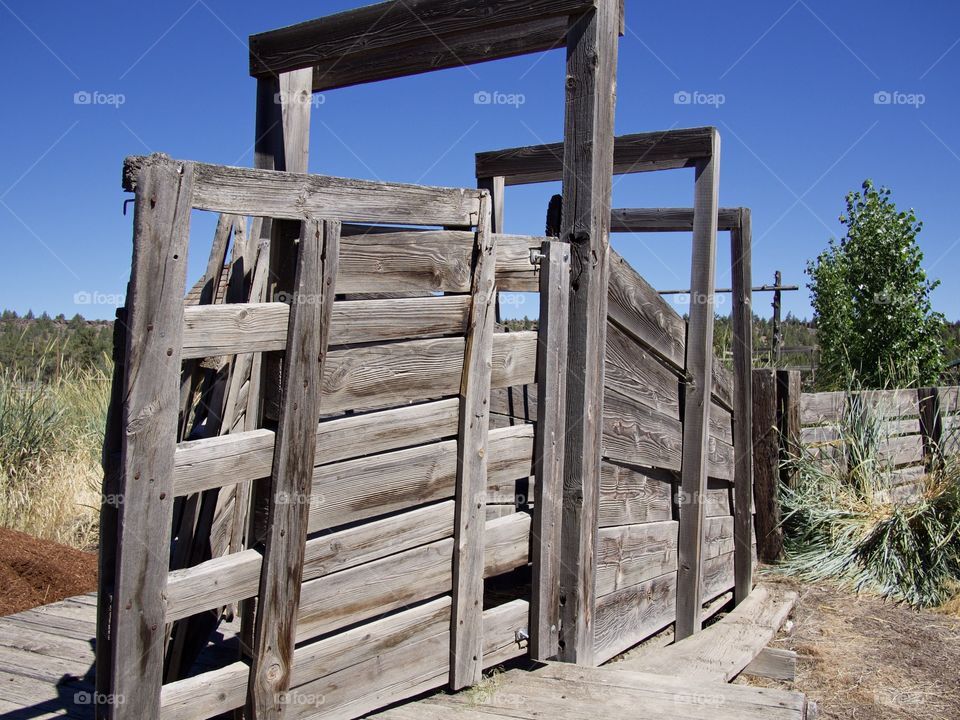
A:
297;513;529;643
605;321;680;419
173;398;461;496
450;196;497;689
607;249;686;372
123;154;483;228
595;521;678;596
476;126;716;185
181;295;472;359
249;0;600;77
248;218;339;718
752;369;783;563
530;241;569;661
558;0;620;666
110;158;194;720
675;130;720;641
731;208;754;604
602;388;682;471
593;571;677;665
598;461;673;527
610;207;743;233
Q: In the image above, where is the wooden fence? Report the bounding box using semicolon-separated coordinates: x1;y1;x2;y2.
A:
752;372;960;560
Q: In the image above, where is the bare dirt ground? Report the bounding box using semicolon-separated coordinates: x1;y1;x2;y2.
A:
0;527;97;615
738;572;960;720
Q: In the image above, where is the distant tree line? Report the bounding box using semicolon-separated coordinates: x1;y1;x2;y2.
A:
0;310;113;381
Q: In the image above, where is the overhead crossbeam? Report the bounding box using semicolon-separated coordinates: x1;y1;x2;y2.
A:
249;0;620;91
476;127;716;185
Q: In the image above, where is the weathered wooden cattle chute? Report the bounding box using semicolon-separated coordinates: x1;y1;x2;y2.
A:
476;131;757;662
0;1;811;719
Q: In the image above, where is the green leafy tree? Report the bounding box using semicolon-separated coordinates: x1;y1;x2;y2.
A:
807;181;945;389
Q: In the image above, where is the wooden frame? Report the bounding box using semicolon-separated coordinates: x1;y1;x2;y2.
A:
246;0;623;672
475;126;739;649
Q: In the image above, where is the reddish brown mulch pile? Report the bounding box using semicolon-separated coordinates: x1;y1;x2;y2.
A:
0;527;97;616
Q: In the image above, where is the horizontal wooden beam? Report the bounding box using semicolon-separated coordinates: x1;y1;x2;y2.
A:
123;154;482;227
475;127;716;185
249;0;603;80
310;16;571;92
611;207;743;233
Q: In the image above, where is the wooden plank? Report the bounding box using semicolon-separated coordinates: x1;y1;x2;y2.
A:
450;197;497;690
110;157;194;720
877;434;924;467
800;391;846;426
598;461;673;527
249;0;600;77
595;520;678;596
712;360;735;410
858;388;920;418
294;600;529;720
296;513;529;643
165;501;456;623
477;127;717;185
161;599;529;720
95;307;126;707
557;0;620;666
123;154;482;228
702;551;735;602
777;370;801;488
308;424;533;533
602;388;683;471
731;208;753;605
752;369;783;563
593;572;677;665
675;129;720;641
173;398;461;496
478;177;505;234
709;401;734;446
530;241;569;661
743;647;797;681
605;321;681;419
619;584;798;684
311;15;573;92
607;249;686;371
318;331;536;415
181;295;472;358
610;207;743;233
248;218;339;718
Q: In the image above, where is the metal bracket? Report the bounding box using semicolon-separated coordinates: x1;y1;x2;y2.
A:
529;248;545;266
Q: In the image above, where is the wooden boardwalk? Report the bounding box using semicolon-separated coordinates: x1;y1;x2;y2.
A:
0;594;239;719
375;662;810;719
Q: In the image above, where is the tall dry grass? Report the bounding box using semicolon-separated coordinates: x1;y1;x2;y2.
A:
0;365;109;549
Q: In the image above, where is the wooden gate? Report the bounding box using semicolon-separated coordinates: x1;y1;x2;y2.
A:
98;154;568;719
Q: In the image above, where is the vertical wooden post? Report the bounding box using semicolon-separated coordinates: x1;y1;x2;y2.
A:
95;306;126;718
731;209;754;605
752;368;783;563
675;130;720;640
919;386;942;471
110;158;194;719
451;196;497;689
772;270;783;365
477;176;505;233
248;218;340;718
557;0;620;666
777;370;802;488
530;241;570;661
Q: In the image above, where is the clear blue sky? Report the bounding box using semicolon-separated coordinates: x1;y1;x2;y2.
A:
2;0;959;323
